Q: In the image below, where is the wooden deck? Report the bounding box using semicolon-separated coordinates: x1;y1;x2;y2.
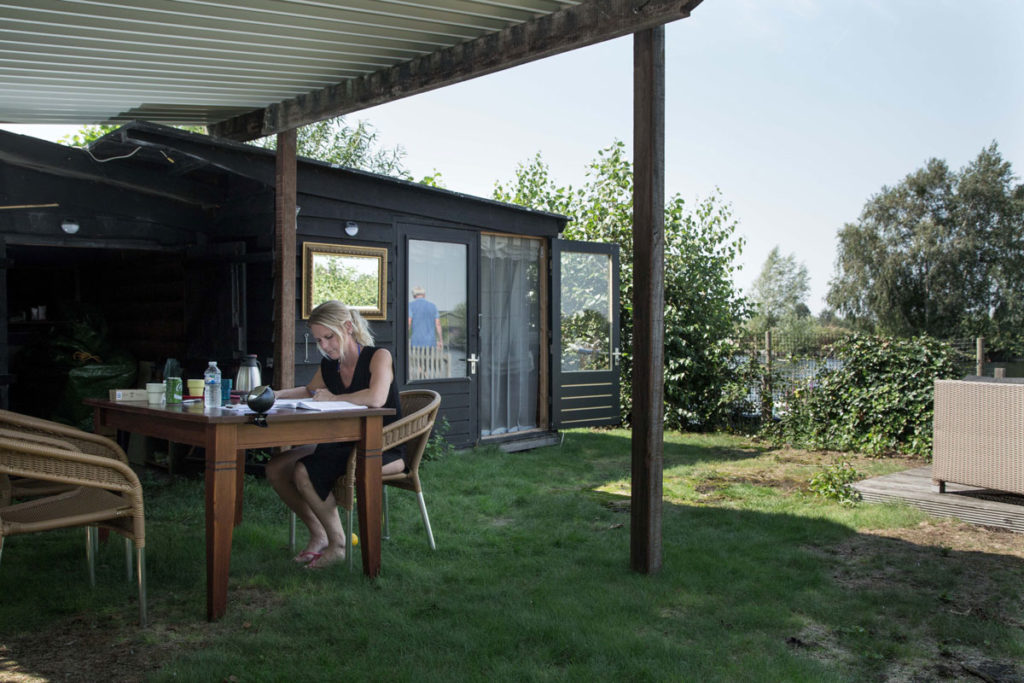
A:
854;466;1024;533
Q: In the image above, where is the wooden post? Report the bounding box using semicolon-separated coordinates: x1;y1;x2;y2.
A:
761;330;773;423
630;25;665;575
976;337;984;377
274;130;297;391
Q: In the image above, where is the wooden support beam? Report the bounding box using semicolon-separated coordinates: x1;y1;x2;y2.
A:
210;0;704;141
630;25;666;575
273;129;297;391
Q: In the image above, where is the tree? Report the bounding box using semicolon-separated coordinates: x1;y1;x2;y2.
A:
827;143;1024;354
747;246;810;331
494;143;750;430
59;124;207;147
251;117;409;177
63;118;444;187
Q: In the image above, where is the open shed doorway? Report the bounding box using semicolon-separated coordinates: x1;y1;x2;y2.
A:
1;243;242;421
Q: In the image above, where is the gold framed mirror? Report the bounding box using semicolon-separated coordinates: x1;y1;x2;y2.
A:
302;242;387;320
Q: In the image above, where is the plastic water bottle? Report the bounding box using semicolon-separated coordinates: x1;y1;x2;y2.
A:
204;361;222;408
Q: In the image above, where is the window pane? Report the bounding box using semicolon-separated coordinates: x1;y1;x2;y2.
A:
560;251;611;372
408;239;466;380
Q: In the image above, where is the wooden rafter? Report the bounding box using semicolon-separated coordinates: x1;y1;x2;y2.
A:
209;0;703;141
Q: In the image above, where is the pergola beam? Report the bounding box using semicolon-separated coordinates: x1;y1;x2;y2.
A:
209;0;703;141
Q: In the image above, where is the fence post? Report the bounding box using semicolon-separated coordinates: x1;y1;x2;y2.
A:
761;330;773;423
976;337;985;377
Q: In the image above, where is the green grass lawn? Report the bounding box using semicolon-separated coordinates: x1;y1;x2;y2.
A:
2;429;1022;681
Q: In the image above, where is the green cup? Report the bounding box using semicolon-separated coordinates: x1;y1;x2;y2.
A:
165;377;183;404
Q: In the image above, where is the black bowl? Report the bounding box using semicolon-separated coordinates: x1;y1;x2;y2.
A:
245;385;276;413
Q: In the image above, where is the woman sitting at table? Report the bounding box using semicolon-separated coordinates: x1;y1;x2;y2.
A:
267;299;403;569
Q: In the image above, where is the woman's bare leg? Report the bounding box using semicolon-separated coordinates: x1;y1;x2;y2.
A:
266;445;329;560
293;462;348;568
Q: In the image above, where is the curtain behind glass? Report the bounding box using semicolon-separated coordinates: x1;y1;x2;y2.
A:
480;235;540;436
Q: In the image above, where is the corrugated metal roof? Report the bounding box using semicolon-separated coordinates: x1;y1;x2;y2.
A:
0;0;581;126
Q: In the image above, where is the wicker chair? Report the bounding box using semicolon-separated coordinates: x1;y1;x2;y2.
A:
0;409;130;504
932;378;1024;496
288;390;441;568
0;432;147;626
377;389;441;550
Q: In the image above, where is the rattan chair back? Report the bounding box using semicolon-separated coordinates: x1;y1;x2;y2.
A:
0;432;147;625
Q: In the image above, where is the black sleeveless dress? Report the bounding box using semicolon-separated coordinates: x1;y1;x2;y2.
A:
299;346;403;501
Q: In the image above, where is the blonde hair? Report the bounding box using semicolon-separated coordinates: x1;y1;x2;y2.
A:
308;300;375;348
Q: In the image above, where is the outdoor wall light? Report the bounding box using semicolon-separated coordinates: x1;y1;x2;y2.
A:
60;219;80;234
344;220;359;236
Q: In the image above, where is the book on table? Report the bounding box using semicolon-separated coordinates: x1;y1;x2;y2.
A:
275;399;367;411
223;399;366;413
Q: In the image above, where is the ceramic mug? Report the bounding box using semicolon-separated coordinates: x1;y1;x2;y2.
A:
146;382;165;405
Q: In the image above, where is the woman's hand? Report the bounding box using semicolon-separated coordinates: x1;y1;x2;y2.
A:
310;388;336;402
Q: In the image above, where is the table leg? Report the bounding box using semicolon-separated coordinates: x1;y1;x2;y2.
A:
205;425;239;620
355;415;383;578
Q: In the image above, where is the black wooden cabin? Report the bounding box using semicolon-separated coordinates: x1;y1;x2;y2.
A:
0;122;620;450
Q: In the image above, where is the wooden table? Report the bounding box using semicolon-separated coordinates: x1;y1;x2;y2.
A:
85;398;393;621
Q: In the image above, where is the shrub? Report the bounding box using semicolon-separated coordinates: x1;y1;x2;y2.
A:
808;460;863;506
423;416;455;462
764;334;963;458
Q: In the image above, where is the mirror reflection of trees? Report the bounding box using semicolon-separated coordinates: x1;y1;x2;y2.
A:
313;255;378;308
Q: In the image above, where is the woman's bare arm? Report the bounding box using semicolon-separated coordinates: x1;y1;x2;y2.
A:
310;349;393;407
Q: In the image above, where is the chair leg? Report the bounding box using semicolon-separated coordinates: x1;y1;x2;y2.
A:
124;536;133;581
86;527;97;587
416;492;436;550
346;507;354;572
136;546;147;628
382;486;390;541
0;536;4;568
288;511;297;553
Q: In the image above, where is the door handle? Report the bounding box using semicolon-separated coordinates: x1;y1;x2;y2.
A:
612;347;622;367
467;353;480;375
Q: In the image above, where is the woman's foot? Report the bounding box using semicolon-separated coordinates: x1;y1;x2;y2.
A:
304;546;345;570
292;550;322;564
292;540;328;563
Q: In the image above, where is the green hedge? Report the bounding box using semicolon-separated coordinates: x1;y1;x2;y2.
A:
763;334;963;458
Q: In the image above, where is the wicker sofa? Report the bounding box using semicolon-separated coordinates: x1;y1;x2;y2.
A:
932;378;1024;496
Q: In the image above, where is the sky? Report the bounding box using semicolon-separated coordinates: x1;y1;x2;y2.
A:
3;0;1022;314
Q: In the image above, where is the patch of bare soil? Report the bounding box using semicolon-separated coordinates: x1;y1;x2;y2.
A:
0;585;281;682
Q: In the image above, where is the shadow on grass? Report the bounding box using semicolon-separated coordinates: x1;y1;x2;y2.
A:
1;430;1022;682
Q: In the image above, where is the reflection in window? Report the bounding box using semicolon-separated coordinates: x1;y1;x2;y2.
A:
560;251;611;372
407;239;466;380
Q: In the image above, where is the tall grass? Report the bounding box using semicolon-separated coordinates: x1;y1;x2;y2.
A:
2;429;1022;681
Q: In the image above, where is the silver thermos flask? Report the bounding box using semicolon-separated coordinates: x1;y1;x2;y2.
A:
235;354;262;394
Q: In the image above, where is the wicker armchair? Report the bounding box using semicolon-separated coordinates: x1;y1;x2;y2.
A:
288;390;442;568
378;389;441;550
0;409;129;504
0;409;130;462
0;432;147;626
932;378;1024;496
